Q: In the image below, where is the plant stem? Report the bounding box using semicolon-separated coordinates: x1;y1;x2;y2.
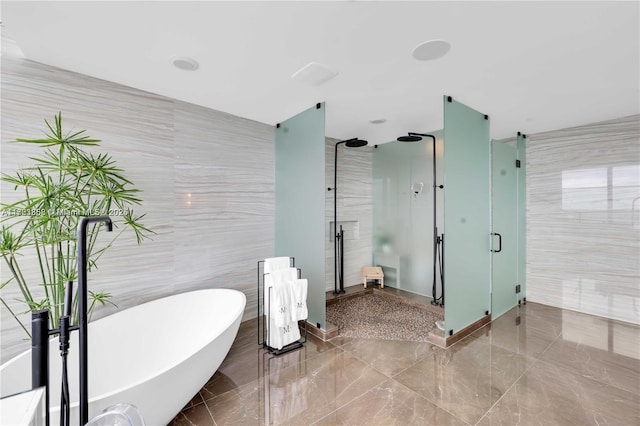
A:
0;296;30;337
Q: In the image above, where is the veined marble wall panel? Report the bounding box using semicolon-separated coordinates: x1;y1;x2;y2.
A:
325;137;373;292
527;115;640;324
0;37;274;362
0;55;175;362
173;101;274;320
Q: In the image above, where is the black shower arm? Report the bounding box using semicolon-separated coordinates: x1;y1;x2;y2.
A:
408;133;436;143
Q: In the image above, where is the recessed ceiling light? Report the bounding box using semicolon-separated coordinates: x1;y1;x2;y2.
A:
291;62;338;86
369;118;387;124
412;40;451;61
171;57;199;71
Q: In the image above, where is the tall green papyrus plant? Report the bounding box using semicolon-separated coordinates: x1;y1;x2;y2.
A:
0;113;153;334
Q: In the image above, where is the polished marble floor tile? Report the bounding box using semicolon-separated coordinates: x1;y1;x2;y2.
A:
313;379;468;426
205;380;265;425
394;335;535;425
170;402;215;426
204;348;389;425
540;333;640;395
169;302;640;426
201;322;336;401
469;306;560;359
329;336;439;378
517;302;564;336
477;359;640;426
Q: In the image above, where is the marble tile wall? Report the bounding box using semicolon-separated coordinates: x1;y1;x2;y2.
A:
324;137;373;292
0;34;274;362
526;114;640;324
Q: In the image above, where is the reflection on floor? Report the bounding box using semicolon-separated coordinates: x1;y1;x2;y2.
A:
169;302;640;425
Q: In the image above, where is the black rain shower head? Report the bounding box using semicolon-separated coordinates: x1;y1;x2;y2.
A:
343;138;368;148
397;134;423;142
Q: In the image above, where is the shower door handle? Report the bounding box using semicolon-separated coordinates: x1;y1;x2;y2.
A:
491;233;502;253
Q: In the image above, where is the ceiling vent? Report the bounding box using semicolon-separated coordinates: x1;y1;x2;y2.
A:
291;62;338;86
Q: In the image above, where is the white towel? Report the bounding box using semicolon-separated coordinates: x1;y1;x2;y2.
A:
268;317;282;350
268;267;298;286
268;317;300;350
264;256;291;274
289;278;308;321
264;268;298;328
280;319;301;348
272;278;291;328
265;267;299;348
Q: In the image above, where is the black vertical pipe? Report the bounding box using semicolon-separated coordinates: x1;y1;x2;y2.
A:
432;136;437;297
441;234;445;306
31;309;49;426
433;227;438;301
77;216;112;425
333;139;364;294
339;226;345;292
334;142;340;294
64;281;73;317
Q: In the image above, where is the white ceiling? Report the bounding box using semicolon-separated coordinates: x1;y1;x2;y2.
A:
2;1;639;144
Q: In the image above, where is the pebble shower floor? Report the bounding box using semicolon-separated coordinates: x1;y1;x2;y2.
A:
326;293;442;342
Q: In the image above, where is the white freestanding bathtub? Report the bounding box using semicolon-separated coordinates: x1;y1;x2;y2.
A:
0;289;246;425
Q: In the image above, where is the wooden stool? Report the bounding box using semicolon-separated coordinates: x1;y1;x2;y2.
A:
362;266;384;288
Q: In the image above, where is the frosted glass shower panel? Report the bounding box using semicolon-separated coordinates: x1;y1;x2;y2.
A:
491;140;518;320
517;134;526;301
372;138;434;295
443;97;491;335
275;103;326;329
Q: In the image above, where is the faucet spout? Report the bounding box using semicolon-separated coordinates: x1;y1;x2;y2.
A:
77;216;112;425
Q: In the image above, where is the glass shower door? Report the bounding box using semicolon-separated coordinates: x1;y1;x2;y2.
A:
491;140;518;319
